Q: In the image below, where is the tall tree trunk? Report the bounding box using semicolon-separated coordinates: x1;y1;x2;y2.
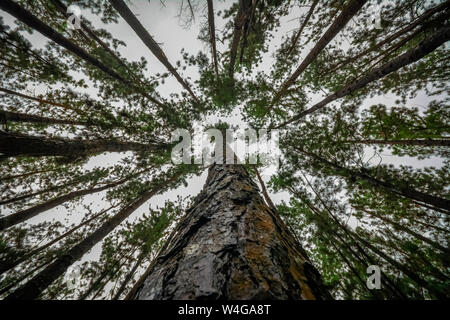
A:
4;171;182;300
207;0;219;79
108;0;199;103
0;130;166;158
0;204;118;275
228;0;252;79
346;138;450;147
297;147;450;213
276;25;450;127
132;164;331;299
270;0;367;108
253;166;276;210
354;206;449;254
0;110;83;126
319;1;450;77
48;0;145;86
112;250;146;300
0;0;163;107
0;167;147;230
286;0;319;57
0;87;79;113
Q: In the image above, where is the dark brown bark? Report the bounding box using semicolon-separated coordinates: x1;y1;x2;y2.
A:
0;0;163;107
276;25;450;128
109;0;199;103
5;171;182;300
0;110;83;126
0;130;167;158
347;138;450;147
286;0;319;57
132;164;331;300
270;0;367;108
228;0;252;78
207;0;219;79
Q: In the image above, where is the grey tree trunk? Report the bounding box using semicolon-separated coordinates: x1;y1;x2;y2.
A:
133;164;331;299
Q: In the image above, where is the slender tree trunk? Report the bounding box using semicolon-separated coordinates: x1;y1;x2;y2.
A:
0;178;79;206
4;171;181;300
79;253;129;300
276;25;450;127
270;0;367;107
112;250;146;300
2;168;55;181
239;0;257;64
297;147;450;213
300;194;405;299
319;1;450;77
228;0;252;79
0;0;163;107
48;0;145;86
132;164;331;299
0;87;78;113
253;166;276;210
0;110;83;126
286;0;319;56
351;228;448;299
0;130;166;158
346;138;450;147
354;206;449;254
109;0;199;103
207;0;219;79
0;204;118;275
0;171;139;231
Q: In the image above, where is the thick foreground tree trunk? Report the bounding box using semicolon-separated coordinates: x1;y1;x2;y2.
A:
133;164;331;300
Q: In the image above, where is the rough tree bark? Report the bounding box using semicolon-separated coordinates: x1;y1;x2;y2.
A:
132;164;331;299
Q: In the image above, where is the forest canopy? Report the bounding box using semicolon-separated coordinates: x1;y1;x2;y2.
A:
0;0;449;300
